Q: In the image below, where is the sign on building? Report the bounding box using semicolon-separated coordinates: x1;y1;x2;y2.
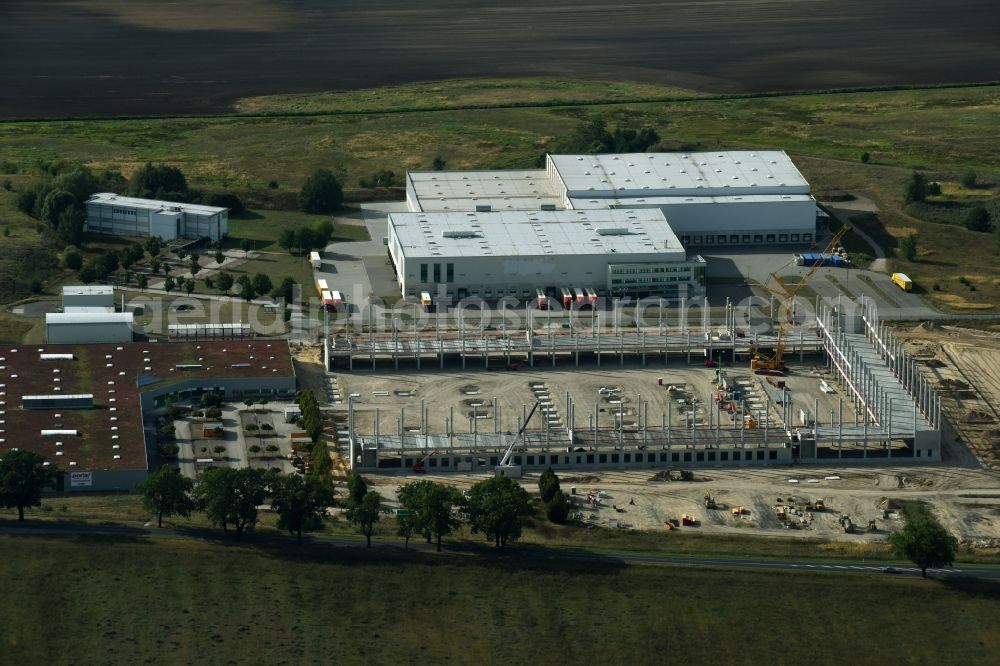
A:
70;471;93;487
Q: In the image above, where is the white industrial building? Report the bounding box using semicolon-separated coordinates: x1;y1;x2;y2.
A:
405;151;819;247
388;209;706;300
45;312;135;344
85;193;229;241
62;285;114;310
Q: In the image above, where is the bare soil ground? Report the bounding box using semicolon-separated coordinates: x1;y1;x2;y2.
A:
368;465;1000;548
4;0;999;118
900;323;1000;470
335;325;1000;549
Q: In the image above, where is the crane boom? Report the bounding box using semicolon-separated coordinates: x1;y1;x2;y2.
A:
498;400;540;469
751;224;850;372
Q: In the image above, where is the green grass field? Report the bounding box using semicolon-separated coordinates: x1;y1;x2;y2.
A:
0;78;998;318
1;533;998;665
224;209;370;253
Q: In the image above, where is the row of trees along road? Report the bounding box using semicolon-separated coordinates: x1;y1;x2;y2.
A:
138;466;334;545
3;450;961;571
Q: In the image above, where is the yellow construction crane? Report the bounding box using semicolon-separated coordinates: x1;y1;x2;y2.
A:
751;224;851;372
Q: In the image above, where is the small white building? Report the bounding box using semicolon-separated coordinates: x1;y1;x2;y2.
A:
387;208;706;300
45;312;135;344
85;193;229;241
62;285;114;310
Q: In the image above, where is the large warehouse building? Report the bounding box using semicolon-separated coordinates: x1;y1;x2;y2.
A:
0;341;296;491
388;208;706;300
85;193;229;241
405;150;819;247
390;150;816;299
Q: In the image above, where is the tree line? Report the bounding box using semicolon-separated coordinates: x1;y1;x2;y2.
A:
3;445;578;554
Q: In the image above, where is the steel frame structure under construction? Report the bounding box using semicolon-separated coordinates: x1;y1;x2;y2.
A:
341;298;942;473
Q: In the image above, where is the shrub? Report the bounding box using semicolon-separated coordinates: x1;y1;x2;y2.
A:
249;445;262;453
62;248;83;270
860;152;870;163
213;446;226;455
965;207;991;232
960;169;978;189
203;192;245;213
538;467;561;503
546;490;572;524
268;179;279;189
904;172;928;204
266;445;280;453
898;233;918;261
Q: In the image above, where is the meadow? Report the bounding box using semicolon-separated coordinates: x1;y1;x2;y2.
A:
0;79;998;332
1;533;998;665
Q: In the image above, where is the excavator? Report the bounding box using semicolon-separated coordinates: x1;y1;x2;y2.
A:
751;224;851;373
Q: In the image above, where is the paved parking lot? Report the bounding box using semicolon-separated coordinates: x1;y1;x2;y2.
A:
314;202;405;313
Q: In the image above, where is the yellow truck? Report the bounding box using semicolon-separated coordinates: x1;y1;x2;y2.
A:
891;273;912;291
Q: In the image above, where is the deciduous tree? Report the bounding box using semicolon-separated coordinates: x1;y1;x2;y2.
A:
271;474;335;545
346;490;388;547
194;467;268;537
890;517;958;578
138;466;195;527
215;271;234;293
0;450;55;521
397;480;463;552
466;476;532;550
299;169;343;214
252;273;272;296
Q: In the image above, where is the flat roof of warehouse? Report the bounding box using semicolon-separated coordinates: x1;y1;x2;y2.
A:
407;170;562;212
62;285;113;297
0;341;294;472
87;193;228;216
389;209;684;260
567;193;816;208
46;312;133;325
548;151;810;196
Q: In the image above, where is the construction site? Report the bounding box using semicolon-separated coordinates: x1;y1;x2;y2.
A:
333;294;941;473
287;200;1000;551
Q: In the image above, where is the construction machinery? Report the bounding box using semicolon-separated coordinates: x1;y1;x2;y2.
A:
813;498;826;511
412;450;438;473
704;494;718;509
495;400;541;478
751;224;851;373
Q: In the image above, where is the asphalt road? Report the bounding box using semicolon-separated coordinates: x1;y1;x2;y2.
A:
3;519;997;581
3;0;999;118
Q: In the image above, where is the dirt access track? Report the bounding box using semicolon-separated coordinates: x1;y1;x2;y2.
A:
4;0;1000;119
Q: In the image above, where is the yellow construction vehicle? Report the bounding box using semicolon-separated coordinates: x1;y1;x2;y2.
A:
751;224;851;372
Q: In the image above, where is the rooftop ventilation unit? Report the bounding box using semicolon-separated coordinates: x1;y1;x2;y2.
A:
442;230;481;239
596;227;631;236
40;354;74;361
475;204;492;212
